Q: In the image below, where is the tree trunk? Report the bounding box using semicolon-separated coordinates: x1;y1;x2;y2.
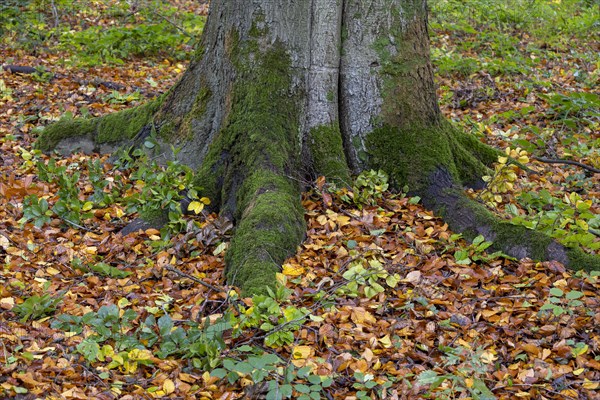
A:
37;0;600;293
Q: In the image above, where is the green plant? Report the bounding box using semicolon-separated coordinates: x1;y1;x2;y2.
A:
211;347;333;400
540;91;600;131
52;304;229;370
236;286;309;348
453;234;506;265
539;287;585;317
122;146;206;237
511;190;600;251
71;258;132;278
2;0;206;64
335;170;390;209
478;147;529;207
337;257;401;299
19;195;53;228
31;66;54;83
14;286;62;323
103;90;142;105
352;371;394;400
0;79;13;101
417;345;496;400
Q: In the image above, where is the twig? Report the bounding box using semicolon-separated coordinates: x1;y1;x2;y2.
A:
61;218;100;234
50;0;60;28
533;156;600;174
153;9;194;39
165;264;225;292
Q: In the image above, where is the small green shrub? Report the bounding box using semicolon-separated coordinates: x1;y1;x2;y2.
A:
539;287;585;317
14;288;63;323
417;345;496;400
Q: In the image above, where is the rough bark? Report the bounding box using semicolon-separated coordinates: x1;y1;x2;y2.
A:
37;0;600;293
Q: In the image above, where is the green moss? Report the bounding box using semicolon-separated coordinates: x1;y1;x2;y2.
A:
308;124;351;185
326;91;335;103
36;117;98;152
96;99;161;143
158;121;175;139
139;207;169;227
226;171;305;295
193;24;305;294
176;87;211;141
366;119;498;192
191;45;205;63
367;122;458;191
248;13;267;38
454;130;501;167
566;248;600;271
37;97;162;151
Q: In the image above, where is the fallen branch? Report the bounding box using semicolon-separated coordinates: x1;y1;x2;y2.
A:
2;65;38;74
533;156;600;174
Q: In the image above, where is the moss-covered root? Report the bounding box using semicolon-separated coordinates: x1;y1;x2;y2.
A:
308;124;352;186
367;121;599;270
367;120;499;193
36;98;161;154
427;168;600;271
225;171;306;295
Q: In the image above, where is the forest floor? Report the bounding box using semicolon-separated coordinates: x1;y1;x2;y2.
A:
0;1;598;399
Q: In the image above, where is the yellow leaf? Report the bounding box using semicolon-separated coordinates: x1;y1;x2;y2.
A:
316;215;328;225
163;379;175;395
282;263;304;277
572;368;585;376
188;201;205;214
200;197;211;205
583;379;599;390
351;307;376;325
572;344;588;357
117;298;131;308
86;246;97;254
480;350;497;364
465;378;474;388
82;201;94;211
292;345;312;360
378;335;392;348
129;348;153;361
335;215;351;226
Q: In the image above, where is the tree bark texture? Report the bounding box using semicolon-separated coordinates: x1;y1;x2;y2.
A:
38;0;600;293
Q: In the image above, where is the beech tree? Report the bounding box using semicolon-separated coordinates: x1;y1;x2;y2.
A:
37;0;599;293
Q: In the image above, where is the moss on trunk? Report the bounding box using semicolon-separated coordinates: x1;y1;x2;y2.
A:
192;29;306;295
